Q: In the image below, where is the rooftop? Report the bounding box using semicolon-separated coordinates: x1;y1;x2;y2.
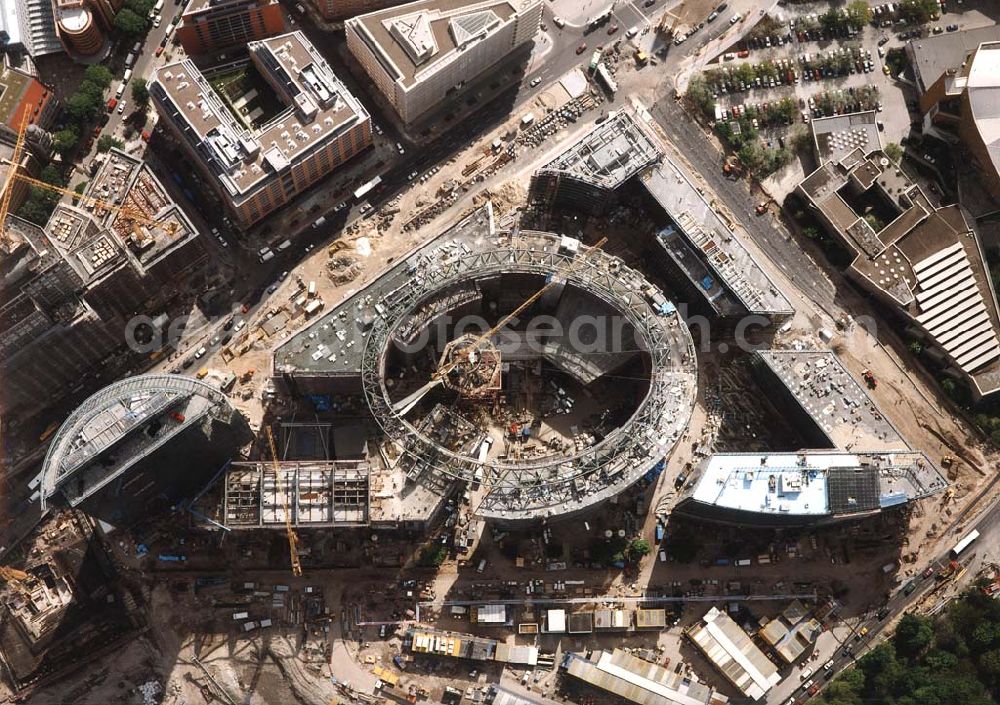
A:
151;31;368;202
964;42;1000;190
346;0;527;89
908;24;1000;93
810;111;881;164
538;110;662;190
685;450;947;520
640;142;792;316
755;350;906;450
564;649;728;705
38;374;233;509
88;149;201;270
798;147;1000;387
687;606;781;701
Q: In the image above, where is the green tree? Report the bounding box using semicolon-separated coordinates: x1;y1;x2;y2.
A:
51;127;79;158
908;340;923;355
114;8;148;37
83;65;113;90
97;135;123;153
417;543;447;567
685;75;715;118
895;613;935;657
65;88;102;124
15;165;65;225
131;78;149;106
626;538;651;562
846;0;870;26
884;142;903;163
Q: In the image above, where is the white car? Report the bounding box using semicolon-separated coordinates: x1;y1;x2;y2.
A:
153;13;161;26
118;100;126;114
234;320;246;332
194;346;207;359
396;142;405;154
530;77;541;87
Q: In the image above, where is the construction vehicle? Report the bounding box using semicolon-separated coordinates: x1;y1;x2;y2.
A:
0;112;176;246
862;369;877;389
265;426;302;576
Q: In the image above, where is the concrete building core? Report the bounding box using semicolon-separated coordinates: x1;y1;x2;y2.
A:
151;31;372;228
345;0;542;124
274;203;697;526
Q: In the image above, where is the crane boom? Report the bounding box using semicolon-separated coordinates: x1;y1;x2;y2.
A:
265;426;302;576
0;111;32;243
432;236;608;381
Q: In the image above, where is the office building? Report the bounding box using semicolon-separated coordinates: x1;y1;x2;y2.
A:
177;0;284;55
797;127;1000;398
52;0;119;57
151;31;372;227
907;32;1000;204
0;0;62;58
345;0;542;123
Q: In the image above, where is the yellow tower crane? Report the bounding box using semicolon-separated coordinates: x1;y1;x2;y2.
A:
0;113;176;244
265;426;302;577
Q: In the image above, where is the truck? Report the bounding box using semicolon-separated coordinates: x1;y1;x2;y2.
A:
520;113;535;128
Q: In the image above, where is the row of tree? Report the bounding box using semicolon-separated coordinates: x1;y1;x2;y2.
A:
816;591;1000;705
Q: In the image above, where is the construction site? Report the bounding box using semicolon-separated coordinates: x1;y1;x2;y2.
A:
0;49;996;705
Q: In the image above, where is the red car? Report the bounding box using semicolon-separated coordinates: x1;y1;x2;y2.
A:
607;24;619;35
92;125;101;137
155;46;164;56
576;43;587;54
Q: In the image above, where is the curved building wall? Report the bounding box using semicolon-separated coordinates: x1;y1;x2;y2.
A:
56;7;104;55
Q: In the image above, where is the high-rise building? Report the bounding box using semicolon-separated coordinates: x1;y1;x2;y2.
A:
0;0;63;58
0;149;207;417
150;31;372;228
345;0;541;124
52;0;119;57
177;0;284;55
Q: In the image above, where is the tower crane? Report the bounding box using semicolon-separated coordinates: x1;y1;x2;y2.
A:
265;426;302;577
392;236;609;415
0;113;176;245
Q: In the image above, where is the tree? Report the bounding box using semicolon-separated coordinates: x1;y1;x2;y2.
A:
51;127;79;159
114;8;148;37
131;78;149;106
908;340;923;355
97;135;123;153
895;613;934;657
846;0;870;26
884;142;903;163
65;89;102;124
685;75;715;119
626;538;651;562
15;165;64;225
83;65;113;90
417;543;447;567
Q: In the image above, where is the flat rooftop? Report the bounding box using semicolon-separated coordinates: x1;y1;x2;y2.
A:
347;0;521;89
908;24;1000;93
152;31;368;201
642;153;792;316
756;350;906;450
539;110;662;190
810;111;881;164
687;450;947;519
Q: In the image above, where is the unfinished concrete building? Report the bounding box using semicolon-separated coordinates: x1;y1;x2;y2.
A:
273;202;697;526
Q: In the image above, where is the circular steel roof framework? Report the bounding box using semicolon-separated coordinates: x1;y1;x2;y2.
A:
361;232;698;517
